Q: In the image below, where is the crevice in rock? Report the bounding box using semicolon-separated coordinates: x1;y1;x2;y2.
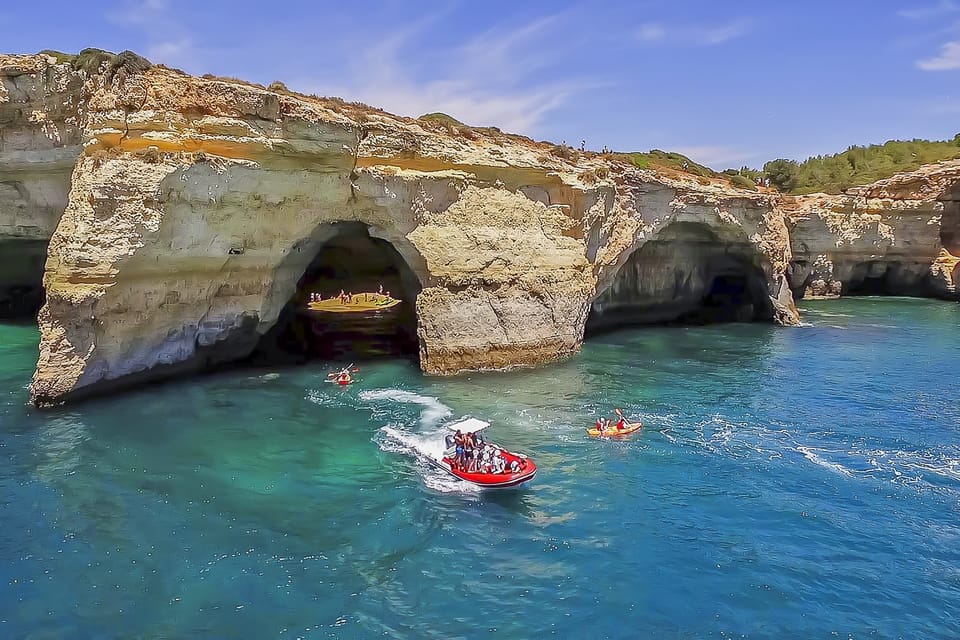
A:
585;222;775;337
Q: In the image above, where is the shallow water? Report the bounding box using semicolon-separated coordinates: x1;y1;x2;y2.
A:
2;298;960;638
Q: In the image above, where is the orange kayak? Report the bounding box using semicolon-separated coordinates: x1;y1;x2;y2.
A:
587;422;642;437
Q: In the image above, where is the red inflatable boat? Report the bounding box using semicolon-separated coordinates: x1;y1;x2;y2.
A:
436;418;537;489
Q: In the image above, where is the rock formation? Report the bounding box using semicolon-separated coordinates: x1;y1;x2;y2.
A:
0;51;955;406
785;161;960;300
0;55;84;316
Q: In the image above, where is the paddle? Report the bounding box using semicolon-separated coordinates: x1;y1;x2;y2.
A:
615;407;642;430
327;363;358;377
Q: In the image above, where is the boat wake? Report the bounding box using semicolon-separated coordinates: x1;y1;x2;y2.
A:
361;389;479;494
659;413;960;499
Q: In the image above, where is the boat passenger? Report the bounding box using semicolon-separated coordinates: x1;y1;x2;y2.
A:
596;418;603;431
454;430;465;470
616;416;626;431
480;449;493;474
509;459;521;473
463;432;476;471
493;452;506;474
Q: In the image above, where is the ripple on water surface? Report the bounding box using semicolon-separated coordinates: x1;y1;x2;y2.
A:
1;298;960;637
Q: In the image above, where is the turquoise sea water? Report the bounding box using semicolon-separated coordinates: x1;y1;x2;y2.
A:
2;298;960;638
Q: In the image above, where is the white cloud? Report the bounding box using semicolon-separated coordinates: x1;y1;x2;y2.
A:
637;23;667;43
917;40;960;69
300;13;599;135
105;0;203;68
107;0;168;26
701;20;754;45
899;1;958;20
635;19;753;47
146;39;196;67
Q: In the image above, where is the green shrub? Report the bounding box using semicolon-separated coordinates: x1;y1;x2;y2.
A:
789;138;960;194
38;50;76;64
728;174;757;191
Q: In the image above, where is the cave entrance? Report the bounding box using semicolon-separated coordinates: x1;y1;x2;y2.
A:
253;223;421;364
842;260;930;296
0;239;49;320
585;222;774;337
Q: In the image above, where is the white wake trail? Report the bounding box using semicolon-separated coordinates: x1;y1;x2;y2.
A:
362;389;479;493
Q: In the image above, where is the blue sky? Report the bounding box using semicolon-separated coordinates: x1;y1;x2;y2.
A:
4;0;959;168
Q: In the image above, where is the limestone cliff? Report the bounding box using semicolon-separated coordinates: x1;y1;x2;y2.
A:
0;54;84;316
785;161;960;300
0;51;953;406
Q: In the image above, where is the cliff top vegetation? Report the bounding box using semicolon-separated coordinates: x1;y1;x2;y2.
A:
752;137;960;194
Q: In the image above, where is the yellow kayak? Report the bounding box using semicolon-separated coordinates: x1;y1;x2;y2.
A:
587;422;643;437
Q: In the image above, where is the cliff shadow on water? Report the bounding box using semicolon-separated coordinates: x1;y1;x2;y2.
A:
251;223;422;366
585;222;775;338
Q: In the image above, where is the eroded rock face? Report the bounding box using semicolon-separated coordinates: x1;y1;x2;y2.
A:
0;55;85;317
785;161;960;301
0;51;946;405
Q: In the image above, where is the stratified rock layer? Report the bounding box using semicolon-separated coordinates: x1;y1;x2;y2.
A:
785;161;960;300
0;52;955;405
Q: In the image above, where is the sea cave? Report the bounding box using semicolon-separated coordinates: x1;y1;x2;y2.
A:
585;222;775;336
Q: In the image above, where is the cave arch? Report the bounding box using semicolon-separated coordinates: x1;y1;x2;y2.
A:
586;222;775;336
841;260;932;296
252;222;424;364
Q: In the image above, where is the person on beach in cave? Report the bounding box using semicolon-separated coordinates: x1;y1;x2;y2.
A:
338;289;346;304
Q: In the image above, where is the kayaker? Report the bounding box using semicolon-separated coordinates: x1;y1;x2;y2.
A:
614;408;640;432
595;418;603;431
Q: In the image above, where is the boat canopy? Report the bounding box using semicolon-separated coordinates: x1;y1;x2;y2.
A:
446;417;490;433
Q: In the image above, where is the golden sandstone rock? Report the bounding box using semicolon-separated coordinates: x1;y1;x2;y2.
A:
0;52;956;405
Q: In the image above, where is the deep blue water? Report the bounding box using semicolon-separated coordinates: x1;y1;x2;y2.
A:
2;298;960;638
